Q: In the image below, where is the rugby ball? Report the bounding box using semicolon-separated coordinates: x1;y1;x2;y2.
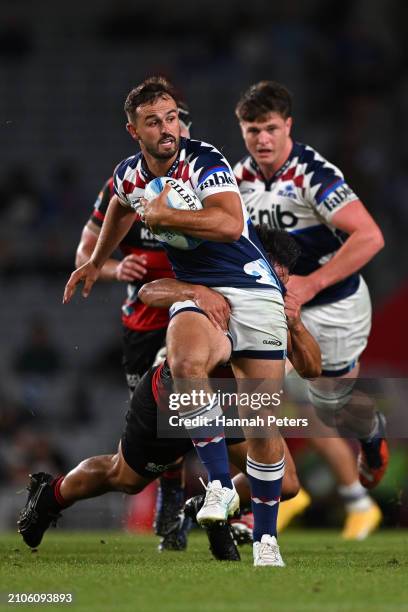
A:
144;177;203;250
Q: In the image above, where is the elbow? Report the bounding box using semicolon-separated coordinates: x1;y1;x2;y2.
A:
367;227;384;256
373;228;385;253
221;219;243;242
137;284;150;305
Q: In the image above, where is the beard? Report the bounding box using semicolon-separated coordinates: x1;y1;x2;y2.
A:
145;134;180;160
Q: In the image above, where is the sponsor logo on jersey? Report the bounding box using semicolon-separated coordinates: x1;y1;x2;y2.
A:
199;171;235;191
277;184;296;198
262;337;282;347
321;183;355;212
254;204;298;230
140;227;155;241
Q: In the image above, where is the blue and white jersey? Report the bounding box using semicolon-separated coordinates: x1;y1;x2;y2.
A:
234;141;360;306
113;137;283;292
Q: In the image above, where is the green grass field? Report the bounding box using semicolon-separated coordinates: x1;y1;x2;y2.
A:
1;530;407;612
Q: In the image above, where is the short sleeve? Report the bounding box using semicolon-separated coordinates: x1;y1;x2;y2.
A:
113;158;135;207
189;144;241;202
90;178;114;227
306;161;359;222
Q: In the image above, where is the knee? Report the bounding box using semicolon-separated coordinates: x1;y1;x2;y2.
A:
169;355;207;379
247;437;284;463
308;383;353;428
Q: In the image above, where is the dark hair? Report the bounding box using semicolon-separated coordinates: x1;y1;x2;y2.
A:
235;81;292;122
256;225;300;271
124;76;177;121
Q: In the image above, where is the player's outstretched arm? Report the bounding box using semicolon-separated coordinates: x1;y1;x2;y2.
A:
63;260;100;303
90;195;136;269
138;278;230;331
63;196;135;303
76;221;147;282
144;185;243;242
285;290;321;378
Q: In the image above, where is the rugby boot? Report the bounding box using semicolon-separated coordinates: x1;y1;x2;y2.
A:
184;494;240;561
253;534;285;567
230;510;254;545
184;493;205;522
157;512;192;552
358;412;389;489
17;473;62;548
155;480;189;551
342;501;382;540
196;480;239;525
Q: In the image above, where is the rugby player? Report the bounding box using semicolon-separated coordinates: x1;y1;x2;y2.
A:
62;77;299;566
74;105;192;551
18;228;320;562
233;80;388;539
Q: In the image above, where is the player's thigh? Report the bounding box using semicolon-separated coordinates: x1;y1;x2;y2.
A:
214;287;287;363
119;436;193;489
112;441;154;494
232;357;285;381
167;309;231;374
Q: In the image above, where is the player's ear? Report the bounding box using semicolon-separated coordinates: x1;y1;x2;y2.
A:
126;122;140;141
285;117;293;136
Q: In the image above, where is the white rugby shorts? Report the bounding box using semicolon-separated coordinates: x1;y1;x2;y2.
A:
170;287;287;360
301;276;372;376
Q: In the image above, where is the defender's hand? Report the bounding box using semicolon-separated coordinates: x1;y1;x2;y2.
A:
63;260;100;303
144;183;172;232
286;274;320;306
193;286;231;332
284;289;302;330
116;254;147;282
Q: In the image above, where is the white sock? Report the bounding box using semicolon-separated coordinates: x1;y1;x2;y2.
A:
338;481;373;512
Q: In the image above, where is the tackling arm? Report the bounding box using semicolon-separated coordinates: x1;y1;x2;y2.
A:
138;278;230;331
287;323;322;379
285;290;321;379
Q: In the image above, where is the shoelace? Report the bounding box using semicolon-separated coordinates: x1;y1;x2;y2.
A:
199;478;225;509
258;541;281;564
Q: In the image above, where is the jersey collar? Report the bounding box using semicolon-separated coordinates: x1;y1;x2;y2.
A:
250;141;299;188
